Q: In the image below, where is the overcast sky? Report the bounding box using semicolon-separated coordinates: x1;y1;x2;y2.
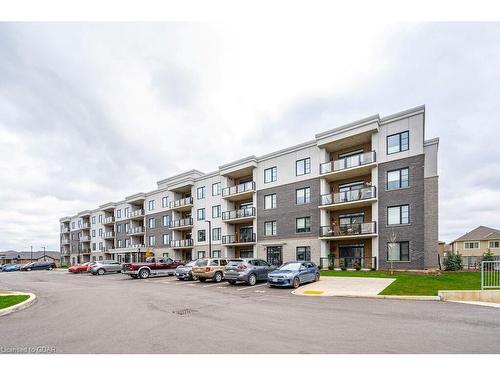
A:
0;22;499;251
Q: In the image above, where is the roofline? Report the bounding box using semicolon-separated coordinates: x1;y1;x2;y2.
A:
379;105;425;124
156;169;205;186
315;114;380;140
424;137;439;147
218;155;257;171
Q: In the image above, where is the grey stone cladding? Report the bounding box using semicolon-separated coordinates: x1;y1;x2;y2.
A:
70;230;81;254
424;176;439;268
145;211;173;248
115;219;129;246
257;177;320;241
377;154;425;270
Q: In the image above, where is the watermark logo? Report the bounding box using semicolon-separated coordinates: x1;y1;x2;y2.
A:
0;346;56;354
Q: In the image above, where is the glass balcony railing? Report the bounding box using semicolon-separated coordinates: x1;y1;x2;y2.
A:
320;222;377;237
129;209;145;218
222;207;256;221
321;186;376;206
169;217;193;228
222;181;256;197
103;231;115;238
320;151;376;175
222;233;256;244
103;216;115;224
170;239;194;248
79;236;91;242
169;197;193;209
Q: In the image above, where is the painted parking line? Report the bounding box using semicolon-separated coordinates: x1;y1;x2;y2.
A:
203;283;223;288
236;283;269;291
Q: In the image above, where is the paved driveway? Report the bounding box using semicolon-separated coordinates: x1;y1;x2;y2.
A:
1;270;499;354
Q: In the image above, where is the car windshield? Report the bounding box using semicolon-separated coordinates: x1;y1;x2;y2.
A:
185;261;196;267
278;263;302;271
195;259;208;267
227;259;244;266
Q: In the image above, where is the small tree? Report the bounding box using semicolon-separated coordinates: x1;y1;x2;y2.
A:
444;252;462;271
482;249;495;262
387;229;398;275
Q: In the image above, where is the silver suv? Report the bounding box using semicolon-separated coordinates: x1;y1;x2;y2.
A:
89;260;122;275
224;258;276;286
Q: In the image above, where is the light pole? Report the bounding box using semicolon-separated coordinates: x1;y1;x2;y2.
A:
205;219;212;258
41;246;46;261
30;245;33;262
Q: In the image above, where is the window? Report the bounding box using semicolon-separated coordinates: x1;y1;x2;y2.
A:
212;182;221;196
212;227;221;241
388;205;410;225
163;234;169;245
98;215;102;223
98;228;103;237
162;196;168;208
162;252;170;259
117;224;122;233
91;229;96;238
240;249;254;258
264;193;277;209
99;242;103;250
197;186;206;200
125;238;130;247
264;221;277;236
387;131;409;154
118;240;122;248
296;187;311;204
489;241;500;249
464;242;479;249
162;215;169;227
116;209;121;219
92;243;96;251
296;217;311;233
198;230;206;242
148;218;156;229
296;158;311;176
71;222;75;229
387;168;409;190
296;246;311;261
124;223;130;233
124;207;129;218
149;236;156;246
267;246;282;266
387;242;410;261
212;205;221;218
197;208;205;221
78;220;82;228
264;166;277;183
148;200;155;211
197;251;206;259
212;250;221;258
91;216;96;224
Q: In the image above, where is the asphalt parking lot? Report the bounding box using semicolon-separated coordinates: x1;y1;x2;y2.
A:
1;270;499;354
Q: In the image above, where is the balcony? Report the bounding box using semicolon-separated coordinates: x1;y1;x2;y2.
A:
103;231;115;239
103;216;115;224
127;226;144;235
320;186;377;210
222;207;256;224
222;181;256;201
169;217;193;230
127;243;146;249
320;222;377;239
61;239;70;245
170;239;194;249
222;233;256;246
129;209;145;219
81;222;90;229
102;246;115;252
169;197;193;211
79;235;91;242
319;151;376;181
61;227;70;233
80;247;91;254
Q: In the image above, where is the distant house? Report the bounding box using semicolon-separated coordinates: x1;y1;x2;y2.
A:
0;251;61;266
450;226;500;256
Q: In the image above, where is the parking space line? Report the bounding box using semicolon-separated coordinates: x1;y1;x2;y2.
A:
236;283;269;291
203;283;223;288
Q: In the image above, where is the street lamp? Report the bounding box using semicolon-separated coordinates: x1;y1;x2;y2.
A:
205;219;212;258
41;246;46;262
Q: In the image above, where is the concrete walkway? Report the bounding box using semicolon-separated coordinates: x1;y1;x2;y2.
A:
293;276;396;297
0;291;37;317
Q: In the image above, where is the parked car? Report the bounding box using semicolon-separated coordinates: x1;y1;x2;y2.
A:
175;260;198;281
1;264;20;272
267;261;320;288
89;260;122;275
191;258;228;283
20;261;56;271
86;262;97;272
224;258;276;286
68;263;90;273
122;257;184;279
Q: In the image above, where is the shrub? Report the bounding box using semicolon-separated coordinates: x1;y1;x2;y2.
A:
444;253;462;271
482;249;495;262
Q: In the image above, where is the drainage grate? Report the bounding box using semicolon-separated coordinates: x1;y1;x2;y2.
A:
172;308;197;316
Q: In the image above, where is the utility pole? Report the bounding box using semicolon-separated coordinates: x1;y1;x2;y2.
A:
30;245;33;262
205;219;212;258
42;246;46;261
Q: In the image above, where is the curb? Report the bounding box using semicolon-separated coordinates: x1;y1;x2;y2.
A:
291;290;440;301
0;292;37;317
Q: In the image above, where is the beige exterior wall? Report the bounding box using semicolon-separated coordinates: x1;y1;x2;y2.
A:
452;239;500;256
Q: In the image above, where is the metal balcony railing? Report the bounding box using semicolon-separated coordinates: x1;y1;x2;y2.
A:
169;197;193;209
79;235;91;242
320;222;377;237
81;222;90;229
103;216;115;224
129;209;145;218
320;151;376;175
222;233;256;244
127;226;144;234
222;181;256;197
169;217;193;228
170;239;194;248
222;207;256;221
103;231;115;238
321;186;376;206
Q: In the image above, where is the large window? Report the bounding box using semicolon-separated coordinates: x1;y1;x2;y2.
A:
148;218;156;229
489;241;500;249
162;196;168;208
264;221;277;236
387;242;410;261
197;186;206;200
91;229;96;238
148;200;155;211
116;209;121;219
296;246;311;261
388;205;409;225
464;242;479;249
264;193;277;209
387;168;409;190
296;187;311;204
212;205;221;218
117;224;122;233
296;158;311;176
198;230;206;242
197;208;205;221
387;131;409;154
212;227;221;241
212;250;221;258
264;167;277;183
197;251;206;259
148;236;156;246
91;216;96;224
212;182;221;196
163;234;169;245
124;207;129;218
162;215;169;227
296;217;311;233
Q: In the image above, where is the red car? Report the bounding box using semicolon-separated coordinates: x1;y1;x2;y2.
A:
123;257;184;279
68;262;90;273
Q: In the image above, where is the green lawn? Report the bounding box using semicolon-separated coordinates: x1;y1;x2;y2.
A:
0;295;30;310
320;270;481;296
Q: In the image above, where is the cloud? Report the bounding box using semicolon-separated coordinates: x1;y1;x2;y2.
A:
0;22;499;251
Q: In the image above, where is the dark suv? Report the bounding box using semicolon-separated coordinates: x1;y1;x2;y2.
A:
20;261;56;271
224;258;276;286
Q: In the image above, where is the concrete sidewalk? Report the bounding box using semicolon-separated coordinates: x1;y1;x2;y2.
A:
293;276;396;297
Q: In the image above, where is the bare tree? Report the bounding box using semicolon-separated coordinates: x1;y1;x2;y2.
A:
387;228;398;275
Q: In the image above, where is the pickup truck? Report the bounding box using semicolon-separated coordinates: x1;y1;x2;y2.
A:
122;257;184;279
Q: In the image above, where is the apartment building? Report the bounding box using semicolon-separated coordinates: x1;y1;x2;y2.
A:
60;105;439;270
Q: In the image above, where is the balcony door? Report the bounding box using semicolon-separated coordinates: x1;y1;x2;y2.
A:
338;212;364;235
338;181;365;202
338;244;365;268
239;226;253;242
338;149;364;169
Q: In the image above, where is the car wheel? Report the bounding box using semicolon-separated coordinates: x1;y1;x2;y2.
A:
314;273;320;282
130;275;138;279
48;266;53;270
228;280;236;285
213;272;223;283
199;278;206;282
27;268;31;271
248;273;257;286
292;277;300;289
192;275;198;281
97;268;105;276
139;268;150;279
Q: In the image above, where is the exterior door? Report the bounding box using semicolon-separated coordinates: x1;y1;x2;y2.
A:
266;246;282;267
239;226;253;242
339;212;364;235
